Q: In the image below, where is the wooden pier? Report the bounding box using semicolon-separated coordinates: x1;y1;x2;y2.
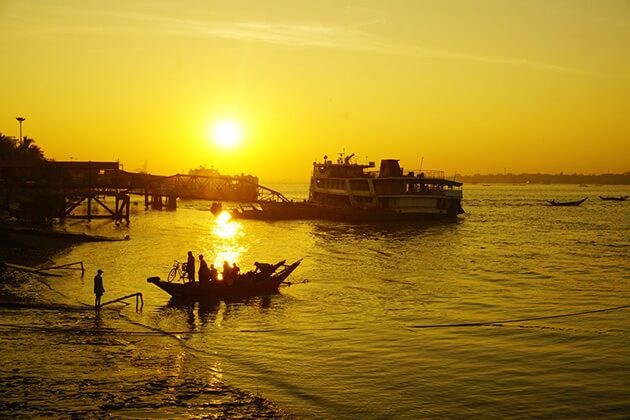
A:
1;160;288;223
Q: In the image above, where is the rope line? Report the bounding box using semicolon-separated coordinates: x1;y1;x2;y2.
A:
408;304;630;329
4;273;629;334
0;322;355;335
0;301;93;312
2;304;629;334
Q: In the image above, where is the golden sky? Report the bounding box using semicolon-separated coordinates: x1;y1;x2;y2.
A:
1;0;629;180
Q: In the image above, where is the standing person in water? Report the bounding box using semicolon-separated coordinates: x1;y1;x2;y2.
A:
186;251;196;282
94;269;105;308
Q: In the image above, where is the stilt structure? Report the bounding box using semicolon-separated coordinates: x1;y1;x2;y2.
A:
1;160;288;223
62;191;130;224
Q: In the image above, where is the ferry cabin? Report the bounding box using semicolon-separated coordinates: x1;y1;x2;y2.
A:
309;158;464;217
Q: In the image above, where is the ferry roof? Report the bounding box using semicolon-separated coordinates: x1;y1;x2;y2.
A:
375;176;461;186
313;155;463;186
314;161;372;168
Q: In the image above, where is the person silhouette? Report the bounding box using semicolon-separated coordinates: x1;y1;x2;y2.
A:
198;255;210;286
210;264;218;283
94;269;105;308
222;260;231;282
186;251;196;282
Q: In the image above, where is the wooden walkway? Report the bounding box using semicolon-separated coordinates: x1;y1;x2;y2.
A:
1;161;288;223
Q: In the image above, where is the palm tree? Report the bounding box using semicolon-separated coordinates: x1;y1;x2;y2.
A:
0;132;45;162
0;133;19;160
18;136;45;161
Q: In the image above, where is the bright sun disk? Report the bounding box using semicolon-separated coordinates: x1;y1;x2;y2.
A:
211;120;242;149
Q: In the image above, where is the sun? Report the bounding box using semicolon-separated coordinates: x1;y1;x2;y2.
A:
211;120;242;149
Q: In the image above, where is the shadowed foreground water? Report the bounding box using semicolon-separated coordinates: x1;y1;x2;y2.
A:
0;276;285;418
1;184;629;418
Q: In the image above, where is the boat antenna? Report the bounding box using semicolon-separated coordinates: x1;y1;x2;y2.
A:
419;157;424;172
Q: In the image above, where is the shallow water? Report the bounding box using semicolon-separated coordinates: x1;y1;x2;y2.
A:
3;184;630;417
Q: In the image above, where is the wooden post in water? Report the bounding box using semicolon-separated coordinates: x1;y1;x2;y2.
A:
166;195;177;210
124;194;130;224
59;195;66;221
152;195;163;210
99;292;144;311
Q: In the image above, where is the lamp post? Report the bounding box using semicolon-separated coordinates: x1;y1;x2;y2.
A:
16;116;26;145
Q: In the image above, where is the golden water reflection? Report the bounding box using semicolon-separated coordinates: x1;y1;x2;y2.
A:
210;211;246;268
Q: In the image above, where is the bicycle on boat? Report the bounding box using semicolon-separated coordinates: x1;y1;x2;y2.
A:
167;260;189;282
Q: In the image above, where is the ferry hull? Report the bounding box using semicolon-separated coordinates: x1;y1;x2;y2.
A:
230;202;463;222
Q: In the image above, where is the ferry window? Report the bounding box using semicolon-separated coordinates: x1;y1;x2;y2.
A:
350;180;369;191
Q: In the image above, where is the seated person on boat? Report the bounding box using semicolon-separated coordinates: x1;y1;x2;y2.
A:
222;260;234;285
210;264;218;283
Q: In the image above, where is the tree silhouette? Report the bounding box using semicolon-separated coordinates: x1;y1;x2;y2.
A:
0;133;19;160
0;132;45;162
18;136;44;161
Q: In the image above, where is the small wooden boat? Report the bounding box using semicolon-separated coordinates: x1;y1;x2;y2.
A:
147;259;301;301
599;196;628;201
547;197;588;206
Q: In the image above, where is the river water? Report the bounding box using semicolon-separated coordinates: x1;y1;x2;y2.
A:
2;184;630;418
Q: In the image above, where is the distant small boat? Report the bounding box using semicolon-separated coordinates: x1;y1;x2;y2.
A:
210;202;224;215
547;197;588;206
599;196;628;201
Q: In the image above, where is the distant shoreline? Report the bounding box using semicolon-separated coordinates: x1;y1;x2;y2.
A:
261;173;630;185
454;173;630;185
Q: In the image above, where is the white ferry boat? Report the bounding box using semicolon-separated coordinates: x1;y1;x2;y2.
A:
308;154;463;219
229;153;464;221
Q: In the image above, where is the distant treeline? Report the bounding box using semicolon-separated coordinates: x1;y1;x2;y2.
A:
455;173;630;185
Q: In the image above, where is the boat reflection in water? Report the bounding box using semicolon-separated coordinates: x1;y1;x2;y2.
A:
164;295;275;330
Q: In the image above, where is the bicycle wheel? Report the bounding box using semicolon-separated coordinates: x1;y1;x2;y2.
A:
167;267;178;282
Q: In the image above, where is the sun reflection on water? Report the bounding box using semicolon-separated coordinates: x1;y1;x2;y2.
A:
213;211;234;237
210;211;246;268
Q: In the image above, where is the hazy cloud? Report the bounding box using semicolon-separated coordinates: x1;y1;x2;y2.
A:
160;17;597;76
28;8;601;76
179;21;346;48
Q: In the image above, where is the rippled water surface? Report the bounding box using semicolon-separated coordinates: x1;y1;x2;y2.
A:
4;184;630;418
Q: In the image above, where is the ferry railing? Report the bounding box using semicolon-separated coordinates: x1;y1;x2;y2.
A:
367;169;449;180
406;169;445;179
